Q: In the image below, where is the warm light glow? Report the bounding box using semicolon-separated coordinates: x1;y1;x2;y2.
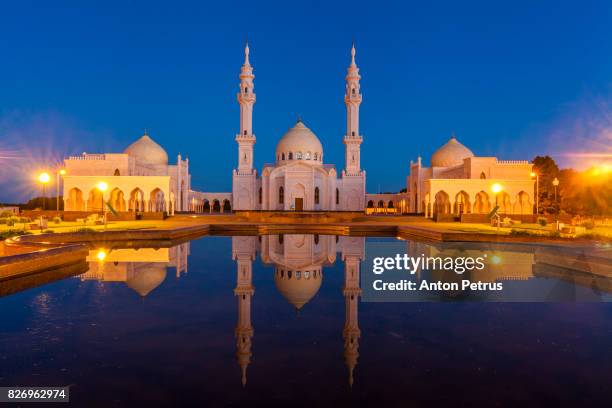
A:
530;172;537;178
491;255;502;265
97;181;108;192
491;183;503;194
552;177;559;187
38;172;50;183
59;169;66;175
96;249;107;261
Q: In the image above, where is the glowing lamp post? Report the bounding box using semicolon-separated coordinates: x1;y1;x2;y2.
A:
552;177;560;225
56;169;66;211
530;172;539;215
97;181;108;228
38;172;51;210
491;183;503;206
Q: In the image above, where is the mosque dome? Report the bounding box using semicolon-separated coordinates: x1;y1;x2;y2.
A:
274;266;322;310
276;120;323;163
124;133;169;166
430;135;474;167
126;264;167;297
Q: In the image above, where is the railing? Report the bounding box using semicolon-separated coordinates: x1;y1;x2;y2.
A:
495;160;530;164
67;154;106;160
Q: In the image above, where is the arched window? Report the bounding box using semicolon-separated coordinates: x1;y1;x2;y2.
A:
388;201;394;208
352;88;355;95
296;152;302;159
336;188;340;205
378;200;385;208
258;187;262;204
314;152;318;160
288;270;292;279
314;234;319;245
278;234;284;244
279;186;284;204
352;131;355;136
305;152;311;160
480;172;486;179
367;200;374;208
288;152;293;160
245;87;248;93
114;168;120;176
244;130;247;135
314;187;320;204
282;153;285;160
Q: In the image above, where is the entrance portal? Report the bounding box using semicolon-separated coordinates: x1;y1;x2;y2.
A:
294;198;303;211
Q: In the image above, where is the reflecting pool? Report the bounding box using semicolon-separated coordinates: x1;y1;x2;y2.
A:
0;235;611;406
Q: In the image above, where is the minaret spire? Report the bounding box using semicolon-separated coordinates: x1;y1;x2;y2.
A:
244;40;251;66
343;42;363;176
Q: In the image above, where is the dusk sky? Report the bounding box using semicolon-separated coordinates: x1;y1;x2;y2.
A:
1;0;611;201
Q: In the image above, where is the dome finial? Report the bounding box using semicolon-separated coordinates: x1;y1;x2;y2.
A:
451;131;456;140
350;41;356;66
143;128;148;137
297;114;302;124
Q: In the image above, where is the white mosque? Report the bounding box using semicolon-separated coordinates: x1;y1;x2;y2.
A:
61;43;535;219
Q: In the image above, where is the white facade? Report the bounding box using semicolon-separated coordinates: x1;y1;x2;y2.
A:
231;43;366;212
62;133;194;214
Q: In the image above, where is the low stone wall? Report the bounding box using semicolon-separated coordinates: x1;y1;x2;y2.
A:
234;211;365;223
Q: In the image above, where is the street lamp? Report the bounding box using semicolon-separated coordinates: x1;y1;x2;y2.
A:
530;171;539;215
552;177;560;225
97;181;108;228
38;172;50;210
56;169;66;211
491;183;503;205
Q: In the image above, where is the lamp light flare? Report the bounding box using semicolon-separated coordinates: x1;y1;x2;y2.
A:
491;183;503;194
97;181;108;192
38;172;50;183
96;249;107;261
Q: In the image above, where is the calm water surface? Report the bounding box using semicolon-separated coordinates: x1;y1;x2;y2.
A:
0;235;611;407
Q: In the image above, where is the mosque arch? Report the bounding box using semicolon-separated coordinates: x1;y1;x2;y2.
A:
279;186;284;204
367;200;374;208
114;168;121;176
388;200;394;208
288;152;293;160
335;188;340;205
129;188;145;212
433;191;451;215
497;192;512;214
453;191;471;215
149;188;166;212
314;187;320;205
212;199;221;213
87;188;104;212
474;191;491;214
203;199;210;213
480;172;486;179
223;199;232;213
514;191;531;214
109;187;126;212
66;187;84;211
258;187;262;205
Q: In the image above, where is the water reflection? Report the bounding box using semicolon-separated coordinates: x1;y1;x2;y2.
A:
82;243;190;296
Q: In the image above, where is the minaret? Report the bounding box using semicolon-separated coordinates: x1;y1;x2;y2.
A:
232;237;256;386
236;41;256;172
343;42;363;176
232;42;258;210
341;237;364;387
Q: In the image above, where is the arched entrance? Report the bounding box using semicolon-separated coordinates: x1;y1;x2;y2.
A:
109;188;126;212
87;189;104;212
129;188;145;212
474;191;491;214
453;191;471;215
66;188;84;211
433;191;450;215
223;199;232;213
149;188;166;212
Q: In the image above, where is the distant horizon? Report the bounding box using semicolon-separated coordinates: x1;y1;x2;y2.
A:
1;0;611;201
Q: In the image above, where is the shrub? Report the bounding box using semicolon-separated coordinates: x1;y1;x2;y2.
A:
0;211;13;218
75;227;97;233
537;217;547;226
43;229;55;233
510;229;531;236
53;217;62;224
549;231;561;238
6;218;16;227
0;230;32;240
18;217;31;223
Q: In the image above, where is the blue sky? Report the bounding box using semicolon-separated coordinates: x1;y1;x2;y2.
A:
0;0;611;201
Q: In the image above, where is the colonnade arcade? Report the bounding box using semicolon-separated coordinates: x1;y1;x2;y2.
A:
423;182;533;218
64;185;173;213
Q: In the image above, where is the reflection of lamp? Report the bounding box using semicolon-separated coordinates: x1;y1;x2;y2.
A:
530;171;539;215
38;172;50;210
97;182;109;228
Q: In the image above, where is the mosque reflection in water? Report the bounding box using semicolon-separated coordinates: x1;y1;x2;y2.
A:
80;235;611;386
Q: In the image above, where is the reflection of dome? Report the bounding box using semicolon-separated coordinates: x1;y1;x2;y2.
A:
126;264;167;297
274;266;322;309
431;136;473;167
124;133;168;165
276;120;323;163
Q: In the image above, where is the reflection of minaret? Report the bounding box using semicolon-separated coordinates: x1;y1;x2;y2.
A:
232;237;257;386
340;237;365;387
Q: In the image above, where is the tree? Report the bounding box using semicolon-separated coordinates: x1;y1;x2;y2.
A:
532;155;560;214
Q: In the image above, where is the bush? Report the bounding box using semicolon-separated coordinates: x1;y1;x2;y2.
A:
549;231;561;238
510;229;531;236
6;217;17;226
18;217;31;223
0;230;32;240
537;217;547;226
43;229;55;233
0;211;13;218
53;217;62;224
75;227;97;233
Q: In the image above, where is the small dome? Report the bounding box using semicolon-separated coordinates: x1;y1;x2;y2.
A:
431;136;474;167
274;267;322;310
276;120;323;163
126;264;167;297
124;133;168;166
